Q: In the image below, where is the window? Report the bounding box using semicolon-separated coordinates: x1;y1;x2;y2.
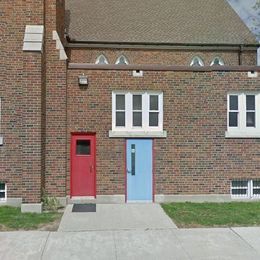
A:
0;183;6;201
115;55;129;65
112;92;163;132
231;180;260;199
226;93;260;138
210;57;224;66
95;54;109;65
76;140;90;155
231;180;249;197
190;56;204;67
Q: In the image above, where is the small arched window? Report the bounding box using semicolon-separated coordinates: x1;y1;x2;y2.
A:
190;56;204;67
210;57;224;66
95;54;109;64
115;55;129;65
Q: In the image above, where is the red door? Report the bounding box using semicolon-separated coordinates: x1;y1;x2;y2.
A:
71;134;96;197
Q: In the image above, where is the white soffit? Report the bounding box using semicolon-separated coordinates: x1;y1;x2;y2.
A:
23;25;44;52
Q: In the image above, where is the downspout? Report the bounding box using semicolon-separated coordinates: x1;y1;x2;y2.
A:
238;45;243;65
257;41;260;66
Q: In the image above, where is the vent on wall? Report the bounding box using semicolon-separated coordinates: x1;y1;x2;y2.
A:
23;25;44;52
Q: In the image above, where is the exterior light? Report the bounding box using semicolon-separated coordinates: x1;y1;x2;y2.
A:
78;75;88;86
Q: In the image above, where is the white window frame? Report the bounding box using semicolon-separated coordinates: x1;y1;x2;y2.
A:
115;55;129;65
112;91;163;133
231;180;260;199
95;54;109;65
210;57;224;66
190;56;204;66
0;183;7;202
226;92;260;138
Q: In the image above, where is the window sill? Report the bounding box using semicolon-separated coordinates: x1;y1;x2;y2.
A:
109;130;167;138
225;131;260;138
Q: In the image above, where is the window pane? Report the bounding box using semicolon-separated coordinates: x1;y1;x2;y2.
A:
0;183;5;190
229;112;238;127
149;112;159;127
232;180;248;187
253;189;260;195
229;95;238;110
133;112;142;127
0;192;5;198
76;140;90;155
253;181;260;187
116;95;125;110
116;112;125;127
133;95;142;110
246;112;255;127
150;95;159;110
246;95;255;110
232;189;247;195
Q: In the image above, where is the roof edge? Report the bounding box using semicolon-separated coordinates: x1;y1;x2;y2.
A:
65;40;260;51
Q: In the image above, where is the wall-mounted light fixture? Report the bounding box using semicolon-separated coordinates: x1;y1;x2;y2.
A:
78;74;88;86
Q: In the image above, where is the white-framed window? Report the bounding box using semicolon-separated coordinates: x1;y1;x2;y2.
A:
190;56;204;67
0;183;6;202
210;57;224;66
112;91;163;132
226;93;260;138
95;54;109;64
231;180;260;199
115;55;129;65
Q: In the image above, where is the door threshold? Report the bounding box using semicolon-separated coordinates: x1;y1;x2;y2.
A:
71;196;95;200
127;200;153;203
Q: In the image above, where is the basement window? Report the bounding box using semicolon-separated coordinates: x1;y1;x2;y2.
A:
0;183;6;201
231;180;260;199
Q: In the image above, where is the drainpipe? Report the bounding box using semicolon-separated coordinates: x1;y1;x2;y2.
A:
257;41;260;66
238;45;243;65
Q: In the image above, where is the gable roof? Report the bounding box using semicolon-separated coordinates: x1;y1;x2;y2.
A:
65;0;257;45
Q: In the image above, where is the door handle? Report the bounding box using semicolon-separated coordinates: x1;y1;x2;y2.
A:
90;165;94;173
127;169;131;174
131;144;135;176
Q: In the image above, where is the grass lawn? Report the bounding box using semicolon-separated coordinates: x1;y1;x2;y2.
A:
0;206;63;231
161;202;260;228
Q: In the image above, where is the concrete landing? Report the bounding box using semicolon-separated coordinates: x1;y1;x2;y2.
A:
58;203;177;231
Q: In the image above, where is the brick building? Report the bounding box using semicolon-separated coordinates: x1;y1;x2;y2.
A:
0;0;259;212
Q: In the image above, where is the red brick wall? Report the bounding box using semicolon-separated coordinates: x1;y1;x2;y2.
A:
69;48;257;66
0;1;45;202
44;0;67;198
67;69;260;195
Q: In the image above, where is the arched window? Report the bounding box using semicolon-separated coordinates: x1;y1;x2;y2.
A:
211;57;224;66
95;54;109;64
115;55;129;65
190;56;204;67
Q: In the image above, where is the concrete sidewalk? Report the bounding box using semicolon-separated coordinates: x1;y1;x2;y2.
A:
58;204;177;231
1;228;260;259
1;204;260;259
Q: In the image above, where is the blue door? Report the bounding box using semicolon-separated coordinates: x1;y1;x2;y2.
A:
126;139;153;202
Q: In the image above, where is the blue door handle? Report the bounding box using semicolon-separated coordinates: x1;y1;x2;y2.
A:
127;169;131;174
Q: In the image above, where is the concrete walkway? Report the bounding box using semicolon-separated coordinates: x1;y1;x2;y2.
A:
1;204;260;259
58;204;177;231
1;228;260;259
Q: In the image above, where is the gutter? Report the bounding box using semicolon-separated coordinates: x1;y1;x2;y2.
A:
65;39;260;51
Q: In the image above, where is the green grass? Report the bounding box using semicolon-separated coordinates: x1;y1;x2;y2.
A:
0;206;62;231
161;202;260;228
